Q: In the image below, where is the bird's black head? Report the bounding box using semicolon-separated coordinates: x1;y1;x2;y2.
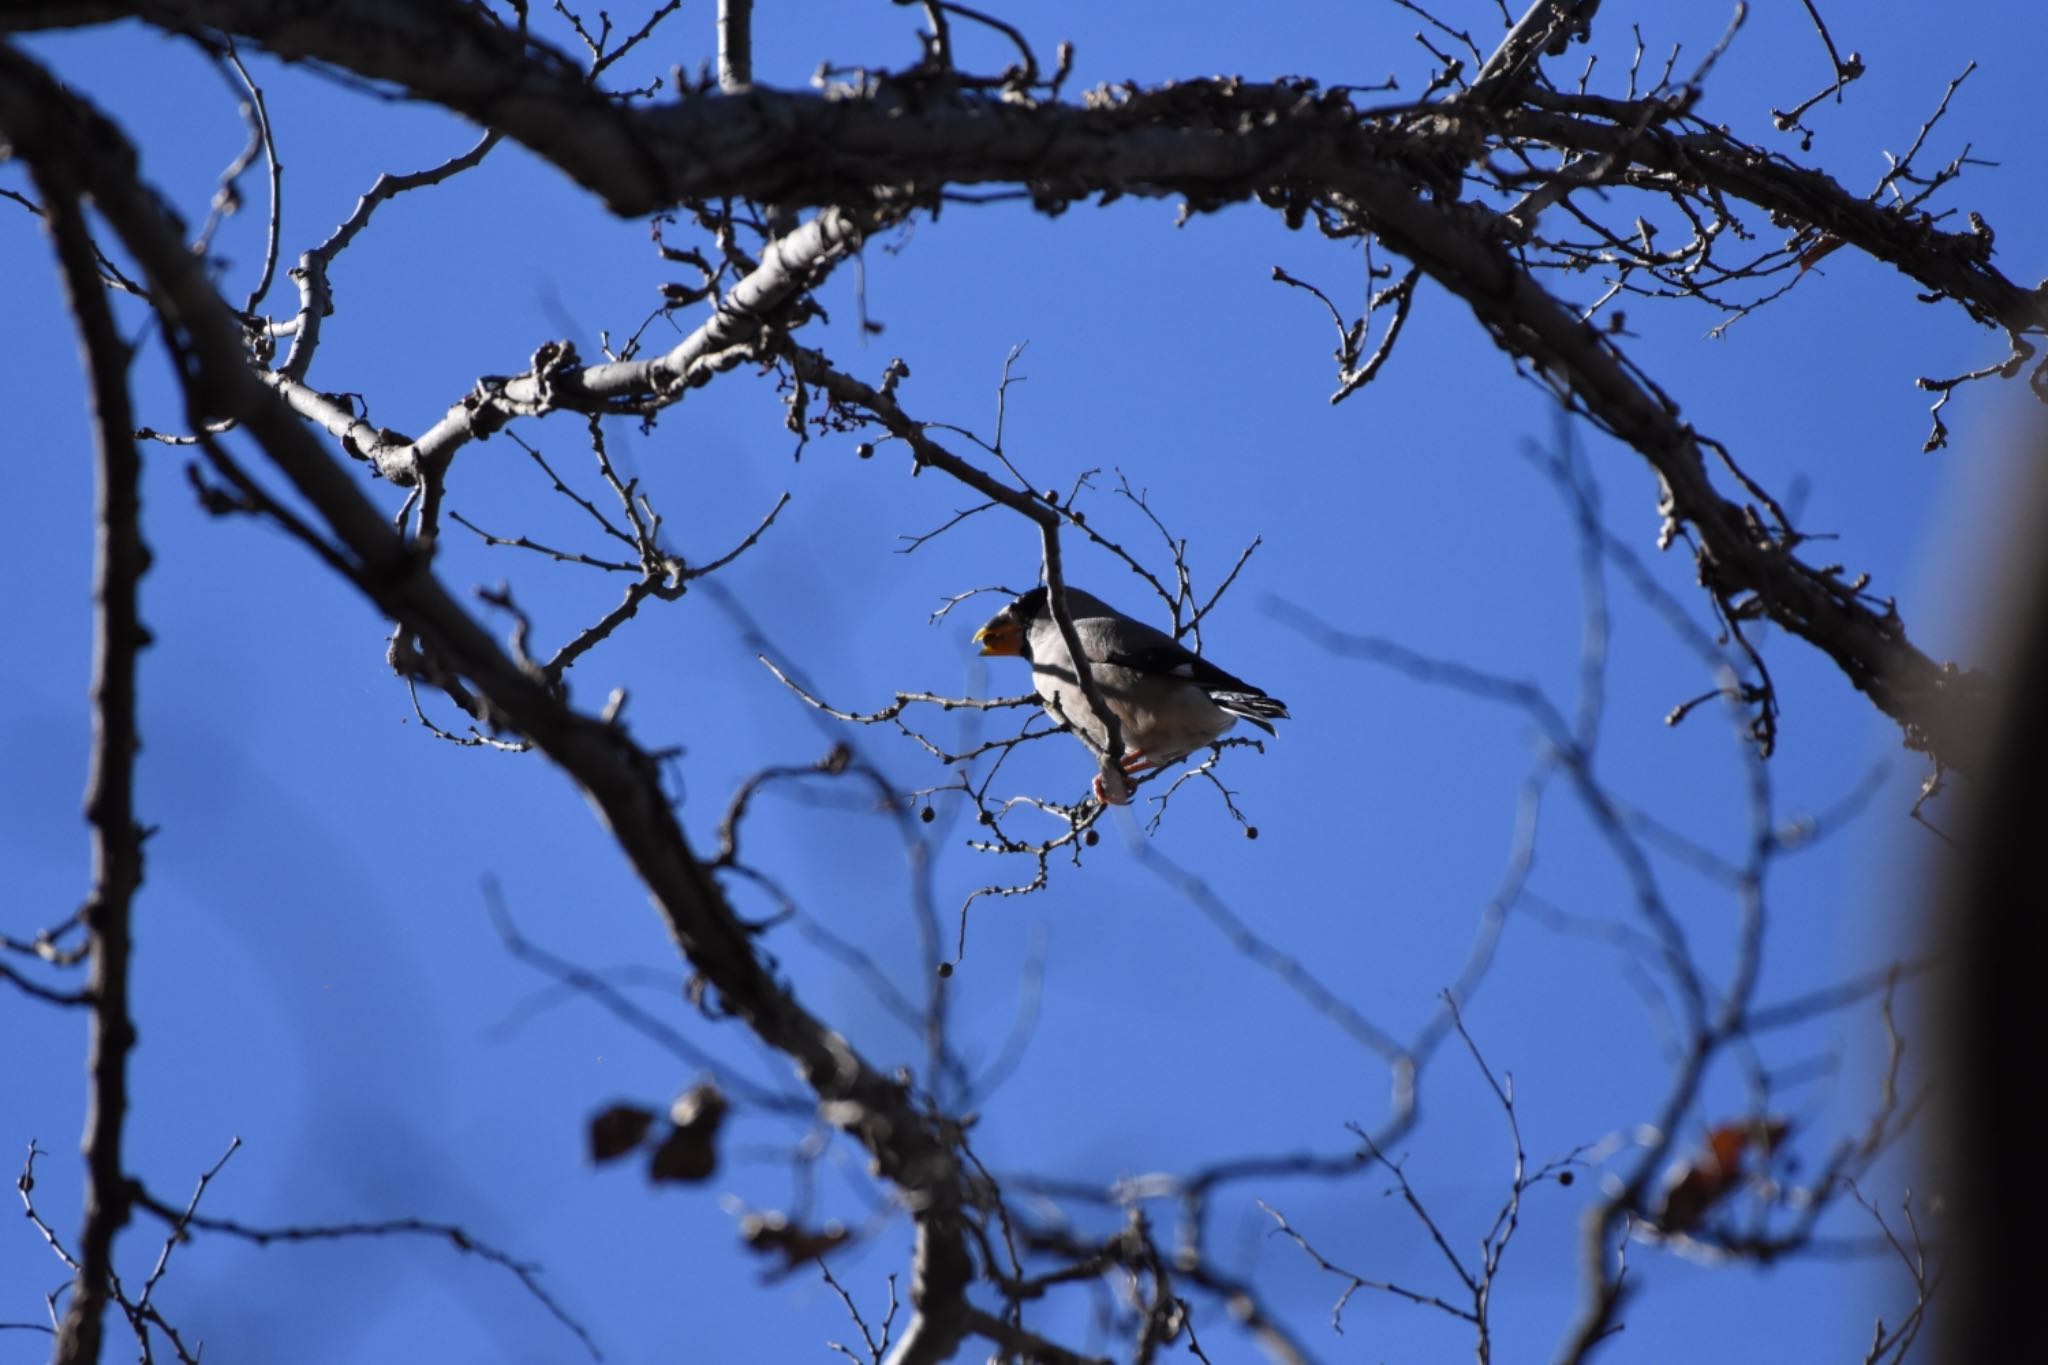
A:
1007;587;1049;621
973;588;1045;658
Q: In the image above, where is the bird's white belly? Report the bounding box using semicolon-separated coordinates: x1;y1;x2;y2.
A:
1035;663;1235;764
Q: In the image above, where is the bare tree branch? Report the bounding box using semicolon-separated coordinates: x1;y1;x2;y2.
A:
15;2;2009;772
0;46;984;1362
22;108;149;1365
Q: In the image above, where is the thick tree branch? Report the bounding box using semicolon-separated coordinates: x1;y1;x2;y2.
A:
1471;0;1602;108
7;3;2041;332
11;4;1594;213
1314;164;1997;769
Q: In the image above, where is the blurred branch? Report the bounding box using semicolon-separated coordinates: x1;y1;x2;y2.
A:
126;1181;601;1360
484;880;813;1115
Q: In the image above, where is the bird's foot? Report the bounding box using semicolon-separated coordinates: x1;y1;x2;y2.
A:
1092;750;1151;806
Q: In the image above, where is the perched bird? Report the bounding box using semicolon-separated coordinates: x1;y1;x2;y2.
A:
973;585;1289;804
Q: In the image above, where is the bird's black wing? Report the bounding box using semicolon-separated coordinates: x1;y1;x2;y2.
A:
1106;642;1268;698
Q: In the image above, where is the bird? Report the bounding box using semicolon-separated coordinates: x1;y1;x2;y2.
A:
973;585;1289;805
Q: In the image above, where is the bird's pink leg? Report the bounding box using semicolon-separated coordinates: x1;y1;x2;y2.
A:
1091;749;1151;805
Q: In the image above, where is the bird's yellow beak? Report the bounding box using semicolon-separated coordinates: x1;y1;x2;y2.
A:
973;615;1024;657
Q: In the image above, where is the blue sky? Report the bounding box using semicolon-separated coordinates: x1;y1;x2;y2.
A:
5;3;2042;1360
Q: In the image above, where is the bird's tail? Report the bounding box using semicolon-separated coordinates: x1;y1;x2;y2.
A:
1213;692;1290;736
